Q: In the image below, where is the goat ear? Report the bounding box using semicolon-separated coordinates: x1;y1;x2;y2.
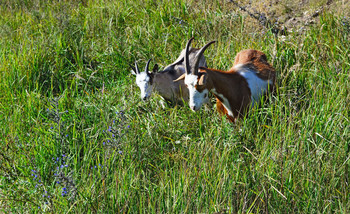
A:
152;64;159;73
198;73;207;85
174;73;186;82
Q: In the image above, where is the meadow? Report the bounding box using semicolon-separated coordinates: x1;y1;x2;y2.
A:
0;0;349;213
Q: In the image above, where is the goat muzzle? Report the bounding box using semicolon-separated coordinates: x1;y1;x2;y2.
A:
190;105;198;111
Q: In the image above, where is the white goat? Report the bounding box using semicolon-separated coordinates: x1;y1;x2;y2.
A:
175;38;276;122
131;47;207;105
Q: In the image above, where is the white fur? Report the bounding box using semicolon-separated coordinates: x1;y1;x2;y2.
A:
233;63;244;69
135;72;152;100
184;74;198;86
185;74;209;111
237;68;271;107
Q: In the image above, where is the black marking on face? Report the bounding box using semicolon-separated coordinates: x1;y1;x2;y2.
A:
195;84;206;92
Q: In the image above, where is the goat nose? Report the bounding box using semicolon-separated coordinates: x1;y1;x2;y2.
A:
190;106;196;111
142;97;147;101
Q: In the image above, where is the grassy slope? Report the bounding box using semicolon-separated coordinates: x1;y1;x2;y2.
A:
0;0;349;213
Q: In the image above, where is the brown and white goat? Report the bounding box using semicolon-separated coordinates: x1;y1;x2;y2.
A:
175;38;276;122
130;47;207;105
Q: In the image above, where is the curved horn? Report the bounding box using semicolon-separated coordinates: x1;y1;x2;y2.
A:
193;40;216;75
185;37;194;75
134;61;140;74
129;63;136;72
145;58;152;74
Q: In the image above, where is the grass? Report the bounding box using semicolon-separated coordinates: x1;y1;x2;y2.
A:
0;0;349;213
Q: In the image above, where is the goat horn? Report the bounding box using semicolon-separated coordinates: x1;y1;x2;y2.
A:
193;40;216;75
145;58;152;74
129;63;136;72
185;37;194;75
134;61;140;74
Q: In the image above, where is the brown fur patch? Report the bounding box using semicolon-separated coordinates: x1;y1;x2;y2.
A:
196;49;276;122
231;49;276;91
199;68;252;120
233;49;268;65
215;98;235;123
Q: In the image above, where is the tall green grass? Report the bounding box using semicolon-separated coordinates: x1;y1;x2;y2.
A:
0;0;349;213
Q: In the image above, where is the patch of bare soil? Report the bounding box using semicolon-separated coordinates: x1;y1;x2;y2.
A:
229;0;350;34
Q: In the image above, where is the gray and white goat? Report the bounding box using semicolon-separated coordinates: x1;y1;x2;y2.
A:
131;47;207;105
